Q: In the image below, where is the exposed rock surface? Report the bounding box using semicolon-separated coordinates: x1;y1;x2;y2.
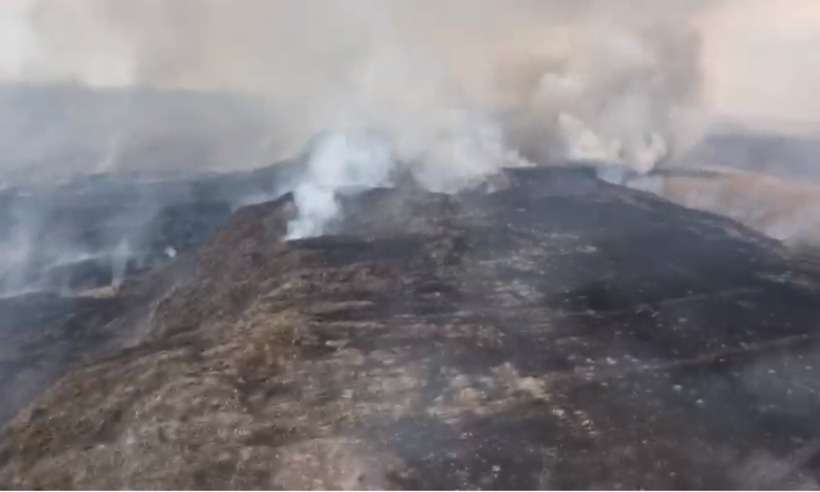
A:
3;168;820;489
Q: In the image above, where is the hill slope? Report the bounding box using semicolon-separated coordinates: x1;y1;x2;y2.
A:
2;168;820;488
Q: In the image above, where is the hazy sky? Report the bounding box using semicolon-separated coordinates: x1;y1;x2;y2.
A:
700;0;820;127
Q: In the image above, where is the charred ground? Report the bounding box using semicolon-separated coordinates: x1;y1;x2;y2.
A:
2;167;820;488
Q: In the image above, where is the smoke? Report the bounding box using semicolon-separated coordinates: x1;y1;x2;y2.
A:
699;0;820;127
0;205;37;296
287;132;395;239
0;6;815;174
9;1;709;168
110;239;131;290
286;115;529;237
13;0;820;236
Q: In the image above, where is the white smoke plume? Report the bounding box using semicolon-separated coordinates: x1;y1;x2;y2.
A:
287;132;395;239
5;0;818;236
0;216;35;296
111;238;131;290
8;1;709;167
287;114;529;237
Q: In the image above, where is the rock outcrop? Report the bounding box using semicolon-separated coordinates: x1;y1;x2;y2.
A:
2;168;820;489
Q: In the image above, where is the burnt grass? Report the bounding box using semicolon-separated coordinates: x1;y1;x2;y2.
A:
2;167;820;488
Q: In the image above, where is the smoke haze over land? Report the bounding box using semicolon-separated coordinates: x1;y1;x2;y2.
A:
0;1;817;172
4;7;820;485
0;1;819;235
1;1;713;176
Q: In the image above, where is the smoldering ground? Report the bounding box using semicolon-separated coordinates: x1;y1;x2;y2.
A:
2;4;820;486
0;1;819;268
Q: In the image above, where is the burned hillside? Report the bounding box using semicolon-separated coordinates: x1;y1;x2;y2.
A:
2;168;820;488
0;158;302;296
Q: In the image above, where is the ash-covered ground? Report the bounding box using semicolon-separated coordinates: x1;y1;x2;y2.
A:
0;159;302;426
2;164;820;488
0;159;302;296
1;1;819;487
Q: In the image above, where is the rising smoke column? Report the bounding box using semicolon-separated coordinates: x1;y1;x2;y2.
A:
4;1;720;236
13;0;710;166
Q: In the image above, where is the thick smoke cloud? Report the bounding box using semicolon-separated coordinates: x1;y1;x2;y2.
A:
21;0;718;235
20;0;709;169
